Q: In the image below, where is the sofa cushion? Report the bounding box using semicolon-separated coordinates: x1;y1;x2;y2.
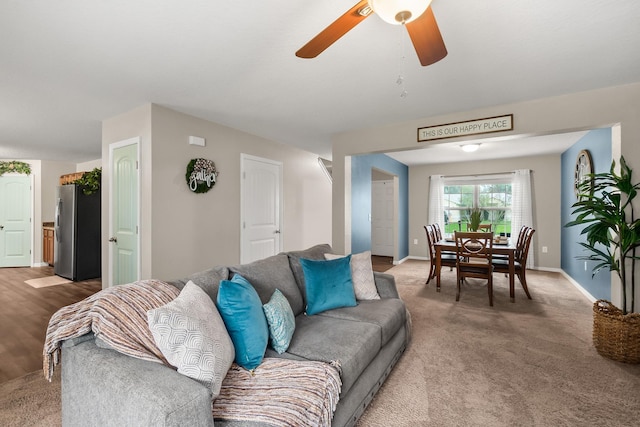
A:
262;289;296;354
230;253;304;316
170;266;229;303
300;256;357;316
285;314;381;395
147;281;235;397
324;251;380;300
216;274;269;371
286;244;333;301
317;299;406;347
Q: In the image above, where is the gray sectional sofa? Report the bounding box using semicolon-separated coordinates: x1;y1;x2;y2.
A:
60;244;410;426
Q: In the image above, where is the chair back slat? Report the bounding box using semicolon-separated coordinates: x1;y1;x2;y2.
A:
424;225;436;260
432;223;443;241
455;231;494;261
517;228;536;264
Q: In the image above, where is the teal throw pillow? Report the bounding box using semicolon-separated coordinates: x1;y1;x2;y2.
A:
262;289;296;354
300;255;357;316
216;274;269;371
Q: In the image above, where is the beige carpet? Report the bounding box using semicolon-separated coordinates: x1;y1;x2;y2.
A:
24;275;71;288
2;261;639;426
357;260;640;426
0;369;60;426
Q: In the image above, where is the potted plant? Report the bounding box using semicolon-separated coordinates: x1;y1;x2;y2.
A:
566;156;640;363
467;207;482;231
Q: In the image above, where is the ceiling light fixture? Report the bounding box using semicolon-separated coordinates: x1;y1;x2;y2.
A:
461;144;481;153
368;0;433;25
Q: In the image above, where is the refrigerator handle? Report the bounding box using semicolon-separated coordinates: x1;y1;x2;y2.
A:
55;198;61;241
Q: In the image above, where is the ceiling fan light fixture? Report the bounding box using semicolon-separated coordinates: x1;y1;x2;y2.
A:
461;144;481;153
368;0;432;25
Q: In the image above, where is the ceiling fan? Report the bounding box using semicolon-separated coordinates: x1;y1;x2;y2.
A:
296;0;447;66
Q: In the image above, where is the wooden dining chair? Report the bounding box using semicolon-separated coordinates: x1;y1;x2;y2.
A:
466;223;492;232
432;222;443;241
424;225;457;285
492;227;536;299
493;225;529;262
454;231;495;306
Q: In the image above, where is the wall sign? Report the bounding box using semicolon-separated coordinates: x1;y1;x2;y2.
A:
418;114;513;142
186;158;219;193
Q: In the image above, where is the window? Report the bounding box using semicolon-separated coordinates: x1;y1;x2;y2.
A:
443;177;512;235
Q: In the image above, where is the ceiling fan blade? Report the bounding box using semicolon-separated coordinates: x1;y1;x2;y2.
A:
296;0;372;59
405;6;447;66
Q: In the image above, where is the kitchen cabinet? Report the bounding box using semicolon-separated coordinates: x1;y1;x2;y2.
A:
43;226;54;266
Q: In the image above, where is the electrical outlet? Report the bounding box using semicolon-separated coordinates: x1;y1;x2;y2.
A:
584;261;588;271
542;246;548;253
413;239;418;245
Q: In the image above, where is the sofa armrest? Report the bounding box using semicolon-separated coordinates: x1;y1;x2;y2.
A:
373;272;400;299
62;337;214;427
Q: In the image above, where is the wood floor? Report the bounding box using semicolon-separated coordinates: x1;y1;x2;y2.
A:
0;266;101;383
371;255;394;272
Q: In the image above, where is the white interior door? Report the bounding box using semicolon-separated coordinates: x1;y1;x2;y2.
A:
0;175;31;267
109;138;140;286
371;180;394;257
241;154;282;264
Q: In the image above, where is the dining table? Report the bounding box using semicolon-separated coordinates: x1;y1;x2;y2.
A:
434;237;518;302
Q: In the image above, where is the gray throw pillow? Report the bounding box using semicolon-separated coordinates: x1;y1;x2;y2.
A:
325;251;380;300
147;281;235;397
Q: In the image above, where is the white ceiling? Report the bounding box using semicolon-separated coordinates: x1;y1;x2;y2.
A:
1;0;639;163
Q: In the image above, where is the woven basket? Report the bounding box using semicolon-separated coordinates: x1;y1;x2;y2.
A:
59;172;86;185
592;299;640;364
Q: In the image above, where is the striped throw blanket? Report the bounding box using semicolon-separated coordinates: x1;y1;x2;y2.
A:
43;279;179;381
214;358;342;427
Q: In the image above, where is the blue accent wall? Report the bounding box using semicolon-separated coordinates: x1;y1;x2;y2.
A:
351;154;409;259
561;128;612;300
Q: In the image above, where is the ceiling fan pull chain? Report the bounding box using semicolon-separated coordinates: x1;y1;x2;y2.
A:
397;25;408;98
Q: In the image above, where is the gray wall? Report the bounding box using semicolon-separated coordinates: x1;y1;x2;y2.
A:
101;104;332;287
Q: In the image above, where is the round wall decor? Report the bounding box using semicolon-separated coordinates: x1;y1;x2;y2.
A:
574;149;593;198
186;158;218;193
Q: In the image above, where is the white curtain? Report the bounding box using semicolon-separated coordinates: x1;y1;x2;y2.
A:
428;175;445;231
511;169;534;268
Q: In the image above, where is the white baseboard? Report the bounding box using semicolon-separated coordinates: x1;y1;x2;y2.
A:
394;256;409;265
405;256;430;262
558;270;597;303
532;266;562;273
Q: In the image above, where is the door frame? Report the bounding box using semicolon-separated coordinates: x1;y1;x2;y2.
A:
108;137;141;287
240;154;283;263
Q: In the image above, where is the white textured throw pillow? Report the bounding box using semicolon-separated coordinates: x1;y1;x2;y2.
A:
325;251;380;300
147;281;235;397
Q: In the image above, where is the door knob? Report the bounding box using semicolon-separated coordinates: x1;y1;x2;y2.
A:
109;237;117;243
274;230;281;234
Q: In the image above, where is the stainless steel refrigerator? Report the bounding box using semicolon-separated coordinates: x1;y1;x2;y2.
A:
54;184;101;281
